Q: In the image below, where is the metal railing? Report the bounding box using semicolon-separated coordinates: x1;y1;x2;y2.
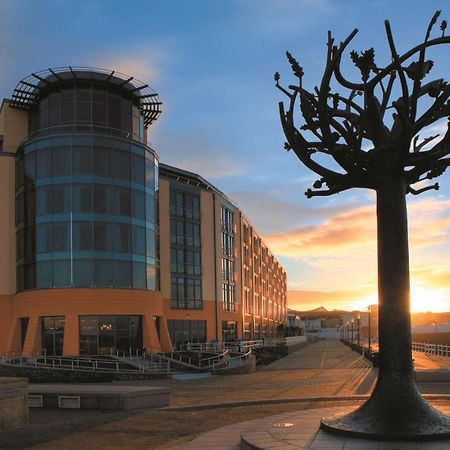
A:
1;352;170;374
158;349;230;370
412;342;450;357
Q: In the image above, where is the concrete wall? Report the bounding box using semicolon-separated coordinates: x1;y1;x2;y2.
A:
0;377;28;431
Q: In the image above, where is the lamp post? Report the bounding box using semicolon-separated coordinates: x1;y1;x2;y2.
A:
357;314;361;348
351;319;354;344
367;305;371;355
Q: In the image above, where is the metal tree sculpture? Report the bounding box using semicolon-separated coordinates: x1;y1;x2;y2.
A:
276;12;450;440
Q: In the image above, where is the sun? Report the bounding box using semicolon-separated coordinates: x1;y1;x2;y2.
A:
351;287;448;313
410;286;448;313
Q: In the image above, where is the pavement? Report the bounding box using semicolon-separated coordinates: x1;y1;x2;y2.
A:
2;340;450;449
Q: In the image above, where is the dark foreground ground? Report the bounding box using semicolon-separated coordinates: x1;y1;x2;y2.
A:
2;340;450;449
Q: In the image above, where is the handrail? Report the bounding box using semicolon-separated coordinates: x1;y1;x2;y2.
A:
412;341;450;357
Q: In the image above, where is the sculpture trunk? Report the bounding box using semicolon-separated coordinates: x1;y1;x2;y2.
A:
377;178;413;382
320;177;450;440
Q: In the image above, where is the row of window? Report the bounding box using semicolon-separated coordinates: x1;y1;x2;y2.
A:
170;277;202;309
17;141;155;187
17;222;155;259
29;81;144;141
170;219;201;247
169;189;202;310
17;260;158;291
16;184;155;224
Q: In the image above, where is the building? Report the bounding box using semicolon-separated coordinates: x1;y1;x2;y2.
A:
0;67;287;356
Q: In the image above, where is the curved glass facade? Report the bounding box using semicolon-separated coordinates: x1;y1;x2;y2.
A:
28;80;145;143
15;133;159;291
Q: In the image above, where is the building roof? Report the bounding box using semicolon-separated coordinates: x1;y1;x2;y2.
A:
9;66;162;127
159;163;233;203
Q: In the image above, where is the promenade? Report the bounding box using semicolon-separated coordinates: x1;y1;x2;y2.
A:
2;340;450;449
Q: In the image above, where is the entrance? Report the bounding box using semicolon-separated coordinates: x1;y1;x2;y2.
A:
42;316;65;356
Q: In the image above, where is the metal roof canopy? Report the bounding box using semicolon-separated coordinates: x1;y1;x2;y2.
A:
9;66;162;126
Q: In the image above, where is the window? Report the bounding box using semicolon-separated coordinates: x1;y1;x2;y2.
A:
72;184;92;213
93;260;114;287
73;222;92;251
167;320;206;350
52;185;71;214
52;223;69;252
93;223;113;252
114;223;131;253
93;184;113;214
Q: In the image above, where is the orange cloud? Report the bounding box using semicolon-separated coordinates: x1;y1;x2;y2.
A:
265;198;450;258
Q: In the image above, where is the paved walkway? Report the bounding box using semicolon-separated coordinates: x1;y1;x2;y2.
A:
184;405;450;450
4;340;450;449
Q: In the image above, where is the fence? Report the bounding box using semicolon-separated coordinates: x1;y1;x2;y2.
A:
412;342;450;357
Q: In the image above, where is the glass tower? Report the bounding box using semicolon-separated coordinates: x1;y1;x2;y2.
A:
14;68;162;293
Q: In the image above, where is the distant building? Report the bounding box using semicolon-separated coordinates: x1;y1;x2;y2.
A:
0;67;287;356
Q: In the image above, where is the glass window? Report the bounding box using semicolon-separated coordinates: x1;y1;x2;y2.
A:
36;186;52;216
115;150;130;179
93;147;114;177
92;86;107;103
132;226;145;255
72;184;92;213
77;102;91;123
72;145;92;174
16;229;25;260
61;84;75;102
36;223;52;253
52;223;69;252
48;105;60;127
114;186;131;216
114;260;131;288
53;146;71;176
53;260;71;288
132;262;146;289
36;147;52;178
131;190;145;220
146;229;155;257
24;152;36;180
25;263;36;289
94;222;113;251
92;102;107;126
131;154;144;184
146;194;154;223
93;259;113;287
147;264;156;291
114;223;131;253
61;102;75;123
73;222;92;251
53;184;71;214
73;260;92;287
25;225;36;261
37;261;52;288
93;184;113;214
145;158;154;187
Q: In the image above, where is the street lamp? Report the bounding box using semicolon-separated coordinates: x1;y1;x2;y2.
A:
351;319;354;344
367;305;371;355
357;314;361;348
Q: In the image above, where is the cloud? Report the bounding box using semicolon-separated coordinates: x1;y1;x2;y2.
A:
265;198;450;258
95;44;169;84
288;287;372;311
154;128;249;179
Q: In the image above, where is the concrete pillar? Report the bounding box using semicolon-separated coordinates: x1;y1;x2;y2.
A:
142;315;162;353
22;316;40;356
63;314;79;356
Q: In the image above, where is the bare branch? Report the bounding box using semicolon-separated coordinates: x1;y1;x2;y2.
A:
408;183;439;195
384;20;410;111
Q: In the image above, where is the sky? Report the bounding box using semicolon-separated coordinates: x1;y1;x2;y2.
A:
1;0;449;312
